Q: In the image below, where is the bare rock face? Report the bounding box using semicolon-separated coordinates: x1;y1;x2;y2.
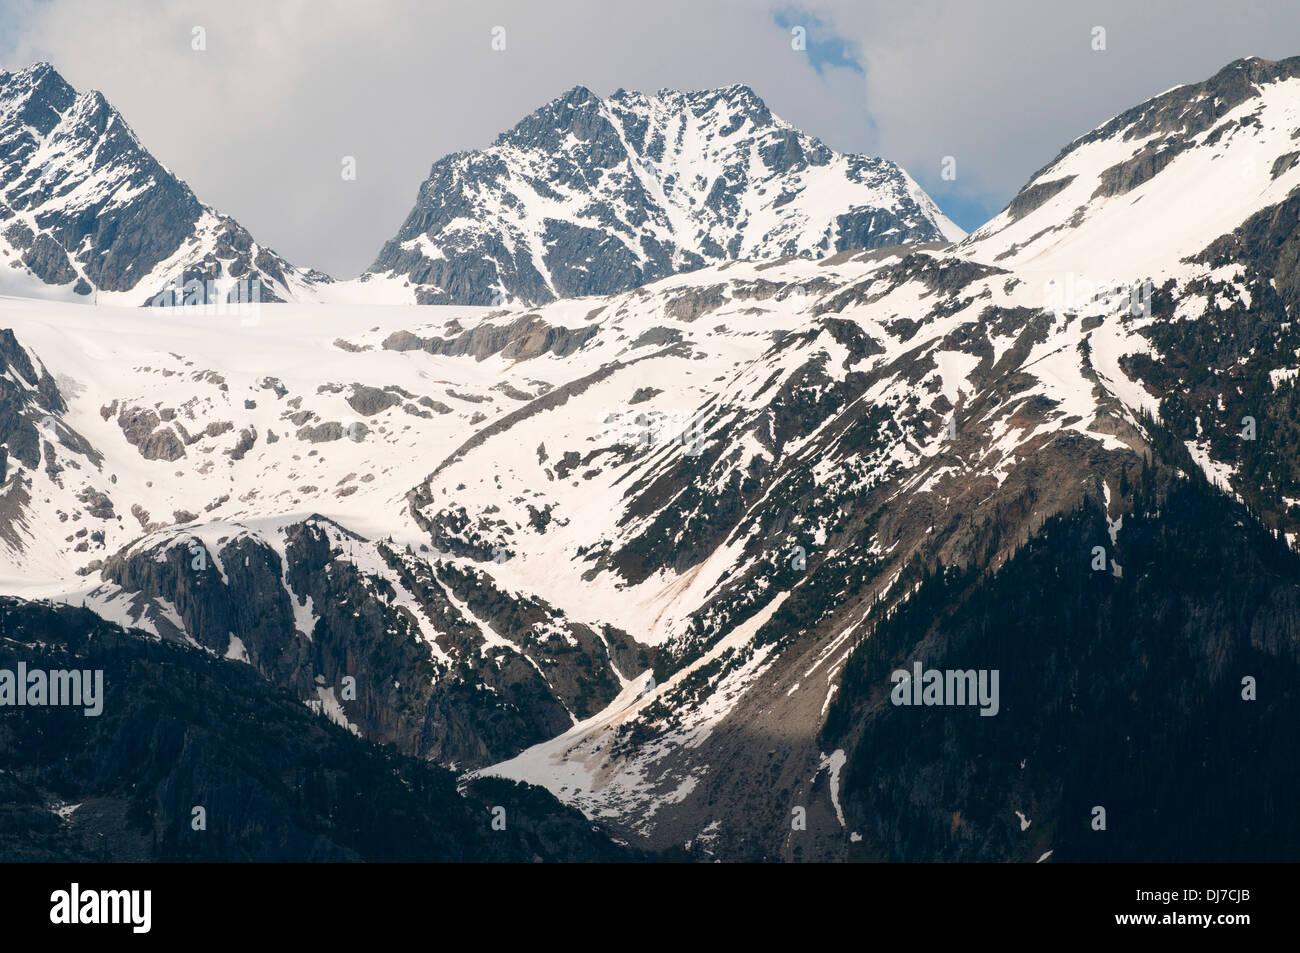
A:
296;420;371;443
664;285;728;323
296;421;345;443
0;328;66;469
92;518;632;770
260;377;288;398
418;396;453;415
76;487;114;519
227;426;257;460
346;385;402;417
116;406;185;461
383;315;597;362
21;232;79;286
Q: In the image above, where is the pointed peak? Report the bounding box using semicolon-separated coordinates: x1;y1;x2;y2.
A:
18;61;58;79
525;84;602;119
682;83;775;128
718;82;764;103
79;88;115;112
493;85;610;148
676;82;765;107
558;85;599;106
0;61;73;98
7;61;69;89
0;61;78;133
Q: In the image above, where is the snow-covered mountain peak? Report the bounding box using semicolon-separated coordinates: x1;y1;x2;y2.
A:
0;61;78;133
0;62;327;303
963;55;1300;278
366;83;962;306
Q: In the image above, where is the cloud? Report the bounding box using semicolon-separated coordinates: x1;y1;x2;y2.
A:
773;7;865;77
799;0;1300;230
2;0;1297;271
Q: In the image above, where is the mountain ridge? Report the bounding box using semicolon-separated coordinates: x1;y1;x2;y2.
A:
3;53;1300;863
0;62;327;304
364;81;962;305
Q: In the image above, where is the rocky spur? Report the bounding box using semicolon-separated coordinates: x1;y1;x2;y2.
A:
0;662;103;716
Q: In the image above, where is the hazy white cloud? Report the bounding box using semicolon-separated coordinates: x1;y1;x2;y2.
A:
2;0;1296;275
798;0;1300;230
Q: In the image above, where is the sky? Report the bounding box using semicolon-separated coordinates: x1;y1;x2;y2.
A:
2;0;1298;277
